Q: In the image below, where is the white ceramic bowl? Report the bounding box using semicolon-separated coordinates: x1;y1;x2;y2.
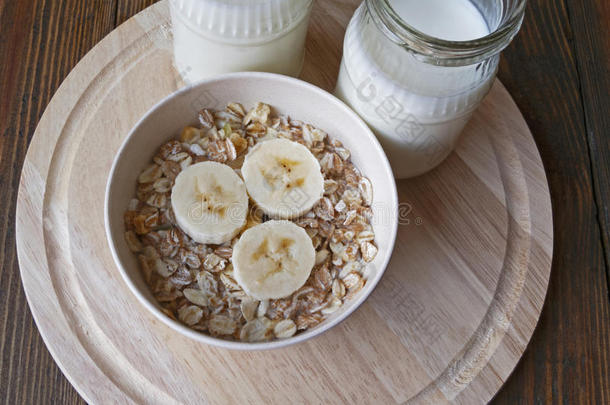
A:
105;72;398;350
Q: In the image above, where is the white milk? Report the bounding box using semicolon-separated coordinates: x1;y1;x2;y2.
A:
335;0;496;178
170;0;313;83
391;0;489;41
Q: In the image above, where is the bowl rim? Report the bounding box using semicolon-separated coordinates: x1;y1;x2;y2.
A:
104;72;398;350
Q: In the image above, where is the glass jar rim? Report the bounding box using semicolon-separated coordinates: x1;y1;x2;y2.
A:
366;0;527;66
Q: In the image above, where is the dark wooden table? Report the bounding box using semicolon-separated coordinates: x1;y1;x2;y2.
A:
1;0;608;403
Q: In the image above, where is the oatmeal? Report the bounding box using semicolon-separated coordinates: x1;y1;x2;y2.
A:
124;102;377;341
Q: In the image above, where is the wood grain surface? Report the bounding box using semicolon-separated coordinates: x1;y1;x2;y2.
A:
16;0;554;402
0;1;608;404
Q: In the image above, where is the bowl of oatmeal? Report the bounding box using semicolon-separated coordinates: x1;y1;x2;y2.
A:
105;72;398;349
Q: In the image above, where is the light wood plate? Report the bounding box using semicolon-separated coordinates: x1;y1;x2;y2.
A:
16;1;553;404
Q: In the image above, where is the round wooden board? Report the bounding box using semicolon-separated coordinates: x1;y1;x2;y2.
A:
16;1;553;404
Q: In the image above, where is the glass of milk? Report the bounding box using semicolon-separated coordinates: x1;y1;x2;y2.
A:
170;0;314;83
335;0;527;178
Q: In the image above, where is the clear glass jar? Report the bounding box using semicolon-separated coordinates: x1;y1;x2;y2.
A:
170;0;314;83
335;0;526;178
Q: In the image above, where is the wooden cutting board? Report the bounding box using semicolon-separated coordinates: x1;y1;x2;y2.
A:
15;1;553;404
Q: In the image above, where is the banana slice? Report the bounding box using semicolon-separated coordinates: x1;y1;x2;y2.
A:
233;220;315;300
171;161;248;245
242;138;324;219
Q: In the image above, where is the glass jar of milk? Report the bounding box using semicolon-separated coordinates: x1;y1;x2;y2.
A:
170;0;314;83
335;0;526;178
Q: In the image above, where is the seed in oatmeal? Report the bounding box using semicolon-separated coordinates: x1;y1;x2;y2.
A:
178;305;204;326
274;319;297;339
180;126;201;144
295;313;323;331
240;298;259;322
243;102;270;126
240;317;273;342
257;299;270;318
360;241;378;263
124;231;143;252
209;315;237;336
321;297;342;315
332;279;346;299
183;288;208;307
154;258;178;278
138;164;163;184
